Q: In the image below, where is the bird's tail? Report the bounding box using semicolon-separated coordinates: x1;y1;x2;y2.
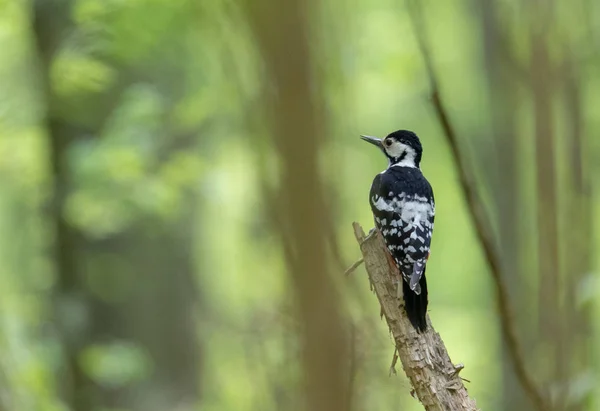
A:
403;271;428;332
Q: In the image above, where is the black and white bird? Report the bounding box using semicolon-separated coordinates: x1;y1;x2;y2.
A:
361;130;435;332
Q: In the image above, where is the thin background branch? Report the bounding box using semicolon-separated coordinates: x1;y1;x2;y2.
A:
405;1;550;410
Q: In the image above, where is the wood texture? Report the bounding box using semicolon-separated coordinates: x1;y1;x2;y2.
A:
353;222;478;411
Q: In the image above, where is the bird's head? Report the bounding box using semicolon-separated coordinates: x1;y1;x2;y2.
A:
360;130;423;168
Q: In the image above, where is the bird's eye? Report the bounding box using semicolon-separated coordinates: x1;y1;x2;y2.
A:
385;139;392;147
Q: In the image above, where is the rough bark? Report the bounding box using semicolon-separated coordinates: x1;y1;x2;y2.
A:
352;222;479;411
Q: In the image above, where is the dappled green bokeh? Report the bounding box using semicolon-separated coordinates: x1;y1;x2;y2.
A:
0;0;598;410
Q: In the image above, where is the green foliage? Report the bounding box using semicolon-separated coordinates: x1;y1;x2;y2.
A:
51;53;116;97
0;0;597;410
79;342;153;388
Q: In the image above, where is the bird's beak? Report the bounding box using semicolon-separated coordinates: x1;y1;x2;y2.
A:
360;135;383;148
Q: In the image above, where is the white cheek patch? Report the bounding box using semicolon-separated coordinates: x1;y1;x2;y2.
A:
386;141;406;158
385;142;417;168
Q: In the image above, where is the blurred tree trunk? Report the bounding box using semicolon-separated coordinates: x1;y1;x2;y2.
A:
478;2;531;409
32;1;94;408
561;49;592;411
244;0;349;410
530;7;560;355
479;1;593;409
48;121;94;410
32;2;201;410
528;3;593;408
529;5;566;405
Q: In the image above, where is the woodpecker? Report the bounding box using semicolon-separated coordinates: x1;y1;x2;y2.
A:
361;130;435;332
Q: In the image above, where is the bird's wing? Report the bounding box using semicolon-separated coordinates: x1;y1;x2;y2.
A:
369;172;435;288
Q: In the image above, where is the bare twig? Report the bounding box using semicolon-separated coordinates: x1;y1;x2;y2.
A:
353;222;479;411
388;347;399;376
452;363;465;376
344;258;364;276
406;2;549;410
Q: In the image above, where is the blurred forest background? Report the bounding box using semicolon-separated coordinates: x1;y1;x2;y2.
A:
0;0;598;410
